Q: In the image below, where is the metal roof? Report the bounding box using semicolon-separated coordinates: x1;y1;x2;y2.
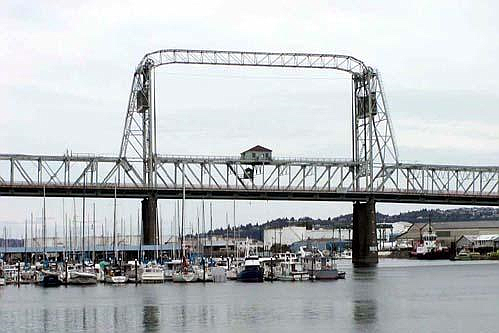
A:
431;220;499;229
242;145;272;153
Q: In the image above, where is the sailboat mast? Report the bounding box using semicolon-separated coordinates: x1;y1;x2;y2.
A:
159;207;163;263
233;200;236;259
137;208;141;262
113;182;117;263
172;205;176;259
225;212;229;257
210;202;213;258
43;186;46;259
24;217;27;263
62;199;66;261
72;197;76;262
197;209;200;257
202;200;205;258
30;212;33;254
82;176;86;265
181;164;186;259
93;203;96;264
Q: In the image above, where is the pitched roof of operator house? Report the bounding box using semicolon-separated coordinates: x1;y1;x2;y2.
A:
242;145;272;153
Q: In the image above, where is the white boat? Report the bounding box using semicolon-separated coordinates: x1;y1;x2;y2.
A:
0;268;5;286
142;263;165;283
68;270;98;285
337;249;352;259
193;265;213;282
104;265;128;284
276;253;309;281
163;260;182;281
300;247;342;280
125;261;143;283
172;263;198;283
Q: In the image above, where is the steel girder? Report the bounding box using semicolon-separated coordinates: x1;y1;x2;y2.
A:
1;154;499;205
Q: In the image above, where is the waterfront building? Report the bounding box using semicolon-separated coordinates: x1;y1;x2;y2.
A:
396;220;499;247
456;234;499;252
263;224;396;252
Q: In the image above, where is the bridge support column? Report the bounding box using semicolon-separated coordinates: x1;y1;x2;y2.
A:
352;199;378;267
141;196;157;246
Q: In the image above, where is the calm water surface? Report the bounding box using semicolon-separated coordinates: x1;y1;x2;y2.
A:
1;259;498;333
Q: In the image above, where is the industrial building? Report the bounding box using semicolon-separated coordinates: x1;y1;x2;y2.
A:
396;220;499;247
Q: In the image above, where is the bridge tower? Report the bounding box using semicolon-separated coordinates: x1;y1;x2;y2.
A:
119;58;158;246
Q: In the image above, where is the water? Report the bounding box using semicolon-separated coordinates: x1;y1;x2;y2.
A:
1;260;498;332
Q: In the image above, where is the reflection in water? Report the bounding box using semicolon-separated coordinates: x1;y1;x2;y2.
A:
352;266;378;327
353;299;377;324
1;262;498;332
352;267;378;281
43;308;49;333
143;305;160;332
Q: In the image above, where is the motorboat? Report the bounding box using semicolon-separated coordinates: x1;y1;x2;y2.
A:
68;270;98;285
172;266;198;283
104;264;128;284
226;259;243;280
337;249;353;260
124;261;143;283
142;262;165;283
276;255;309;281
0;267;5;286
194;264;213;282
39;270;62;287
300;246;344;280
237;256;264;282
163;259;182;281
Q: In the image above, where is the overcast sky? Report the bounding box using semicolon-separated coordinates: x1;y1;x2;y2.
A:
2;1;499;238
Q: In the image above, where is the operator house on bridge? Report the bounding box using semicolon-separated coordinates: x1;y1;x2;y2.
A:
240;145;272;162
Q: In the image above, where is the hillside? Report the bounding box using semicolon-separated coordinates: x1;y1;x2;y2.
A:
207;207;499;241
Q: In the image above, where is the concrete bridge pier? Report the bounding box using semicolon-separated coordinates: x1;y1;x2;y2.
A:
352;199;378;267
141;195;157;246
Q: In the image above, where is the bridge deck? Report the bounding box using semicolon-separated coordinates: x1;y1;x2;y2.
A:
1;184;498;206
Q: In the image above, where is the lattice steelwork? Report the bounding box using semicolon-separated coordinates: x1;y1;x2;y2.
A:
1;49;498;206
2;154;499;205
118;49;399;190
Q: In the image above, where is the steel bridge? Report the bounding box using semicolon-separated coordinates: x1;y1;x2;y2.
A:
2;49;498;265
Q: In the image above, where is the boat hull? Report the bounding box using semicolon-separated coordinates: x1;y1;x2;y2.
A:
40;275;62;287
237;269;264;282
310;269;339;280
105;276;128;284
411;250;451;260
142;273;165;283
68;272;98;285
172;272;198;283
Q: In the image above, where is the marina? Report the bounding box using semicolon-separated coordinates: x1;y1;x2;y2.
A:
0;259;498;332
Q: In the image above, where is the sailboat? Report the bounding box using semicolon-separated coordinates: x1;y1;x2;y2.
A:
104;182;127;283
172;170;198;283
68;177;97;285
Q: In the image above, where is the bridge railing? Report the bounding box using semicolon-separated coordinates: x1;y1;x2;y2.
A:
1;154;499;199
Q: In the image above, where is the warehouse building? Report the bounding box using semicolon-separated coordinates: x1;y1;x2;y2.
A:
397;220;499;247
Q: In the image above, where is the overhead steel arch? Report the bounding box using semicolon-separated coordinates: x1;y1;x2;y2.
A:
118;49;398;191
139;49;369;74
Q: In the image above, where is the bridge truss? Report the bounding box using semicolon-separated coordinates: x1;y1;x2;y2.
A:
1;49;498;206
1;153;499;205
